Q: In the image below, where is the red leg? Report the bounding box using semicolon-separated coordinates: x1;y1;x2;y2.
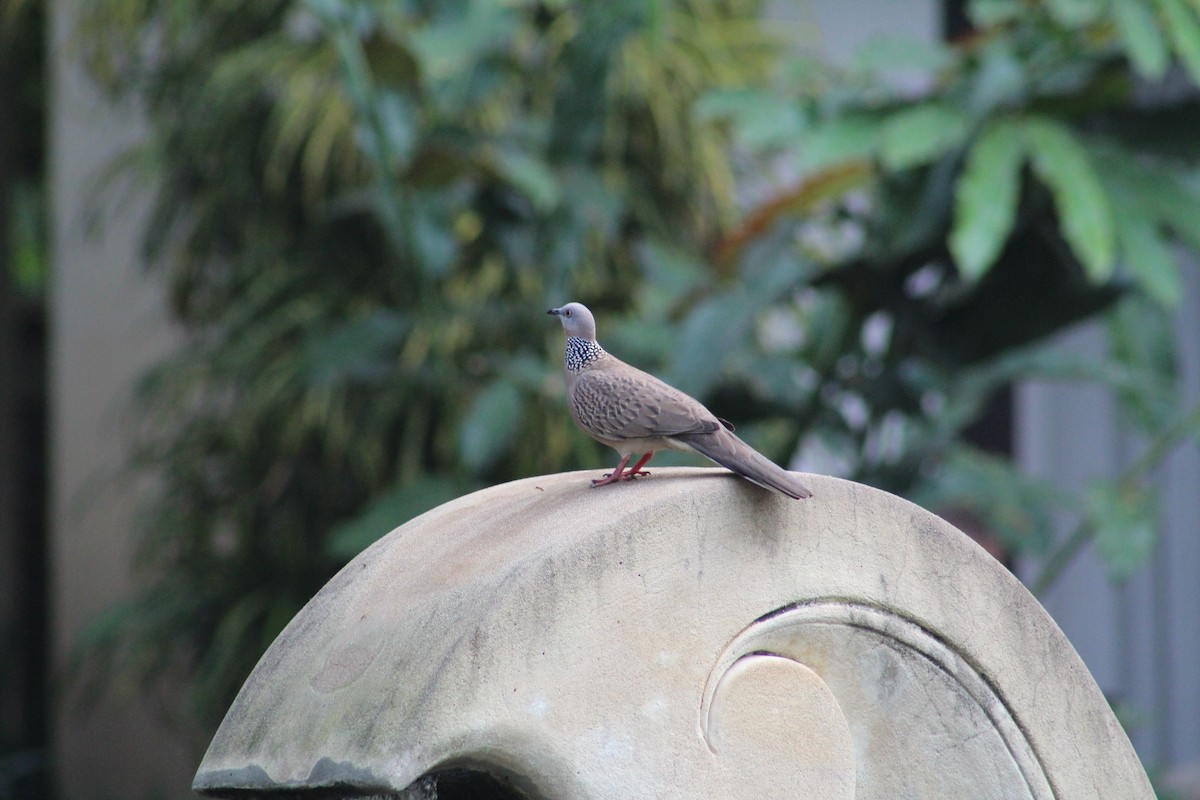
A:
627;451;654;478
592;454;631;487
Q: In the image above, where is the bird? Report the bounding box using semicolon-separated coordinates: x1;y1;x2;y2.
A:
547;302;812;499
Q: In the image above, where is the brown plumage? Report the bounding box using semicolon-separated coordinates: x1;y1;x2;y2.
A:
547;302;813;499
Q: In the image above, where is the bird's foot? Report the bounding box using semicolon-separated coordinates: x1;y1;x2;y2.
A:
591;454;653;487
592;469;649;486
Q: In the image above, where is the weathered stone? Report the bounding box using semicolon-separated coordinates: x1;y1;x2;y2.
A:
194;469;1153;798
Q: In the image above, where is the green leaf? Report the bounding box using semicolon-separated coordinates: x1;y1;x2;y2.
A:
1129;171;1200;252
374;89;417;170
802;113;881;170
850;36;956;76
299;311;412;387
1087;482;1157;582
693;88;757;122
949;119;1025;280
1112;0;1170;79
326;477;469;559
197;592;269;694
493;149;561;212
694;88;805;150
459;379;524;471
879;103;969;171
636;238;708;316
961;341;1166;397
407;0;518;82
1090;141;1200;253
968;0;1026;26
1112;209;1182;306
76;598;141;649
412;201;459;277
1021;118;1116;280
916;447;1059;555
1109;296;1179;430
741;234;810;300
1154;0;1200;84
966;39;1026;116
666;290;755;397
1043;0;1104;27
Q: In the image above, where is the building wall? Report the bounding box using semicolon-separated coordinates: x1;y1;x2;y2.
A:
1016;266;1200;771
48;2;193;797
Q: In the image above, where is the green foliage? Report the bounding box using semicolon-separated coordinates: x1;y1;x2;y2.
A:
699;0;1200;598
77;0;776;729
1;0;47;301
1088;482;1158;581
949;119;1024;279
1021;117;1116;280
76;0;1200;737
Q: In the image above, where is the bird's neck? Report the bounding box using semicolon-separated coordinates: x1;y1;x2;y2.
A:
564;336;605;373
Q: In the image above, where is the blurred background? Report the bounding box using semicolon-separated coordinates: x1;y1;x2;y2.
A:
2;0;1200;797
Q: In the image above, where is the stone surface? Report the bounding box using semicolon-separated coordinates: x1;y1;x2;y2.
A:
194;468;1153;799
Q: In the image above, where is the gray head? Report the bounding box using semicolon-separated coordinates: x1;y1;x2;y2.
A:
547;302;597;340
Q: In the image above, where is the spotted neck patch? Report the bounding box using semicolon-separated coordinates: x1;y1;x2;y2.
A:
565;336;605;373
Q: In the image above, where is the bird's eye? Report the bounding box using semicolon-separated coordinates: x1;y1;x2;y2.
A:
564;309;573;317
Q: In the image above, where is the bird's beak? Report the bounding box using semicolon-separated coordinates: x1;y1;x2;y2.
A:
547;308;562;316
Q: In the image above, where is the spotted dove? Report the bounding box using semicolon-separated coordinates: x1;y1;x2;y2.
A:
548;302;813;499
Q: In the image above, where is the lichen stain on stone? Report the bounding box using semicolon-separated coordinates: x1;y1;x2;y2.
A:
192;763;274;793
873;646;902;703
306;755;386;786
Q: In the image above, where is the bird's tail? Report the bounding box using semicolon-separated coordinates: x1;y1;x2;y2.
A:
678;428;813;500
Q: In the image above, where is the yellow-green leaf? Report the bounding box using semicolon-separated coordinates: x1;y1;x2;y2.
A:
1021;118;1116;281
949;119;1025;281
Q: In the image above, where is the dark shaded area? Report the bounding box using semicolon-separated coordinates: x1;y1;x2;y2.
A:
943;0;973;41
0;1;49;799
963;386;1012;457
428;769;529;800
195;767;530;800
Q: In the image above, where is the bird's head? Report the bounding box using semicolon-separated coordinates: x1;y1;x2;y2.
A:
547;302;597;340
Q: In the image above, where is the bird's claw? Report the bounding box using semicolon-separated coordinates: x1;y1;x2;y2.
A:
591;469;650;487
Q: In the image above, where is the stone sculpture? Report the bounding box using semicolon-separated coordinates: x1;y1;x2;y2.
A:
194;469;1152;798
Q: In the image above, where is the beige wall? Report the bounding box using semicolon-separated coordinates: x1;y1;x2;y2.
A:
48;1;192;797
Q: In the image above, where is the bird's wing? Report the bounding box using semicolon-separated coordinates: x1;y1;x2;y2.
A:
570;363;720;442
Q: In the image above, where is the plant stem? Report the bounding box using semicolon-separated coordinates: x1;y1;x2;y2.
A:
1030;401;1200;595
